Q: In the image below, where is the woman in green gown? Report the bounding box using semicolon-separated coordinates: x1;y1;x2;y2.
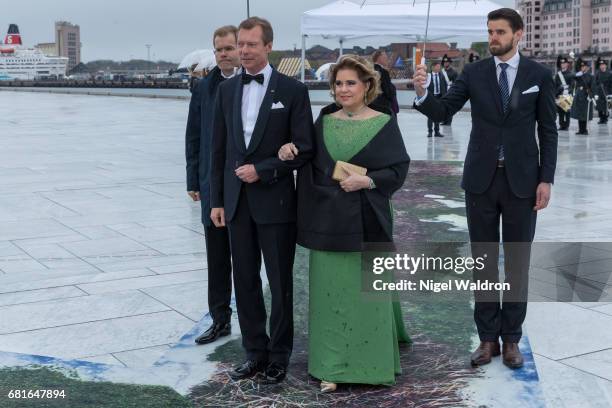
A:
278;55;411;392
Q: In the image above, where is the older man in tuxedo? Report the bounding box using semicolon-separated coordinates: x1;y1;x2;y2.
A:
413;8;557;369
210;17;314;384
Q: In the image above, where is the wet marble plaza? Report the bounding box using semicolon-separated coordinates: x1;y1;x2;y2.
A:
1;89;612;406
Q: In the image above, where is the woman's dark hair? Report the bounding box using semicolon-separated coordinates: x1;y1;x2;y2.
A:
487;8;524;33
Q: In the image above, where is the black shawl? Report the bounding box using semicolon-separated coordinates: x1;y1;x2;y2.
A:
296;104;410;252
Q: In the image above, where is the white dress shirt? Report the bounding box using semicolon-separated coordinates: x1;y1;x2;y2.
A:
433;72;440;95
494;50;520;93
242;64;272;148
221;66;240;79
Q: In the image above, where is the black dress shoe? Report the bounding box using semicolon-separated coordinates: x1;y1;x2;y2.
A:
427;132;433;138
434;132;444;137
260;362;287;384
229;360;267;380
194;322;231;345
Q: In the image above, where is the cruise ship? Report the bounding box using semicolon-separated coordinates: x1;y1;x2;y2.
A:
0;24;68;80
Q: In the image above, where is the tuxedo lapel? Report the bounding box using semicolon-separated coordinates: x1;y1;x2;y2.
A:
485;58;504;118
505;54;529;120
246;69;279;155
232;78;247;154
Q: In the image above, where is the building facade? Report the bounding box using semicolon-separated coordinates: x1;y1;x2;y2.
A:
55;21;80;71
34;42;58;57
518;0;612;55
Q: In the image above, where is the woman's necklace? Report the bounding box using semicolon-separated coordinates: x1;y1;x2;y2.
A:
342;104;368;118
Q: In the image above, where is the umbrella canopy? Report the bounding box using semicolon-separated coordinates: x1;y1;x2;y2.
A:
315;62;335;80
178;49;216;71
301;0;503;41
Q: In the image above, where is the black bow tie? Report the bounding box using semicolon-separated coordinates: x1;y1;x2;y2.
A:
242;73;264;85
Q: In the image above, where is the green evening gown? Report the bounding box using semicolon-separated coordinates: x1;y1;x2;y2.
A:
308;114;411;386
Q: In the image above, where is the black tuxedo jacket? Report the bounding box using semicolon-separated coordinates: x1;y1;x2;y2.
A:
427;71;448;96
415;55;558;198
210;68;315;223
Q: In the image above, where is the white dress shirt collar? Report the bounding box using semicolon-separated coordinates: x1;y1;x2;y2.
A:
220;67;241;79
244;63;272;79
494;50;520;70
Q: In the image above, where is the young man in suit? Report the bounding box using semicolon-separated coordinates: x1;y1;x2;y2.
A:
185;26;241;345
412;8;557;369
426;60;448;138
210;17;314;384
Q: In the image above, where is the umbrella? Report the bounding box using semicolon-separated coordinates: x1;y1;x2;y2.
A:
178;49;216;71
315;62;335;80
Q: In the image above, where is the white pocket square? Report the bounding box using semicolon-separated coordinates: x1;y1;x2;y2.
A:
271;101;285;109
522;85;539;94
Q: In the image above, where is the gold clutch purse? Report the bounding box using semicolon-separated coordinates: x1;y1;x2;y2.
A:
556;94;573;112
332;161;367;182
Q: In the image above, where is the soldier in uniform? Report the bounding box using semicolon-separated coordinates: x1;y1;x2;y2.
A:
441;54;458;125
554;56;575;131
570;59;595;135
595;58;612;124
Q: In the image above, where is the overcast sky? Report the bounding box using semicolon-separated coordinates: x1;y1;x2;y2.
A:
3;0;512;62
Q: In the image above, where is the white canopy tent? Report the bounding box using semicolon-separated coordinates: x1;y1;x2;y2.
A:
300;0;503;80
178;49;216;72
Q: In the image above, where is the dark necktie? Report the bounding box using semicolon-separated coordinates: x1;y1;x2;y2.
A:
498;62;510;160
242;73;264;85
498;63;510;113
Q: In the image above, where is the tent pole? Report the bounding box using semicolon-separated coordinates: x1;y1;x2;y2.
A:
422;0;432;65
301;35;306;82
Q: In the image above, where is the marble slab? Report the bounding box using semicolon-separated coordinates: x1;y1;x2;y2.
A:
0;268;155;294
0;311;193;360
534;354;612;408
113;345;171;367
561;349;612;381
0;291;170;334
526;302;612;360
141;281;210;322
0;286;86;307
77;270;206;295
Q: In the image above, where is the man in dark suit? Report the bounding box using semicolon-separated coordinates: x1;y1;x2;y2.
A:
413;8;557;369
186;26;241;345
425;60;448;138
372;50;399;114
210;17;314;384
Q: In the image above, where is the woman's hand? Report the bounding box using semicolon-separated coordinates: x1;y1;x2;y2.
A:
278;143;299;161
340;168;371;192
